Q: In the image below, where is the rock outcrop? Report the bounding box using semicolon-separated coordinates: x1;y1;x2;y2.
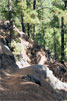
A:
0;41;19;71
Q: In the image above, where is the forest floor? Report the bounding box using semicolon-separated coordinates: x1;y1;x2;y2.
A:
0;20;67;101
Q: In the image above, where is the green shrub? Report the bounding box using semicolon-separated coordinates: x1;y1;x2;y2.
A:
11;40;23;55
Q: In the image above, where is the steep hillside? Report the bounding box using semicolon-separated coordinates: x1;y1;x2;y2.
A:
14;25;67;82
0;20;67;101
0;20;67;82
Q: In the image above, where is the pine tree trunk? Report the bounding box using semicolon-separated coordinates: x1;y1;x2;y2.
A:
33;24;35;39
21;14;26;33
8;0;13;43
42;5;45;50
61;17;65;64
27;23;30;37
64;0;67;8
42;28;45;50
33;0;36;40
54;29;57;59
26;0;30;37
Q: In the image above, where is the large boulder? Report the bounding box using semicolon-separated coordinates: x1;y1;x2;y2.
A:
0;41;19;71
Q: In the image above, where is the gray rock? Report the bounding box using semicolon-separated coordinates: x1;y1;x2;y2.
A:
21;74;41;86
21;65;67;91
45;67;67;91
35;69;46;79
0;42;19;70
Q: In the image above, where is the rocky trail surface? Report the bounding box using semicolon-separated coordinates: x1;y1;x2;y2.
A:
0;65;67;101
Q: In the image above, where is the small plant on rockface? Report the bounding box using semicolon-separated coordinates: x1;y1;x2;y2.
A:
11;40;23;55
